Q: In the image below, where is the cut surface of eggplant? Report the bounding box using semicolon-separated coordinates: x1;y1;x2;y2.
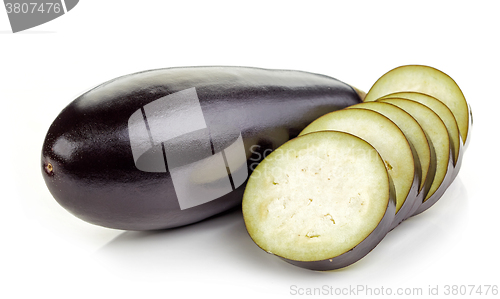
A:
299;109;419;220
379;91;461;167
242;131;396;270
345;102;435;224
364;65;470;145
378;98;453;216
346;102;433;193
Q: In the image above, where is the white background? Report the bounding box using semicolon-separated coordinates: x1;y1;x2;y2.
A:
1;1;498;298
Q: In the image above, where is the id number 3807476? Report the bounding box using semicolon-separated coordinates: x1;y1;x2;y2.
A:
5;2;62;14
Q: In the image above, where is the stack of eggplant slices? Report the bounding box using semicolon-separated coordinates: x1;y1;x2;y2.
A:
242;65;472;271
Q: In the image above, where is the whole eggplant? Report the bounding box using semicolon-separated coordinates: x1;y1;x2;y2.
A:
41;66;362;230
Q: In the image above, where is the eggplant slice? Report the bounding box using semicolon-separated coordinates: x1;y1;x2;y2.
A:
242;131;396;270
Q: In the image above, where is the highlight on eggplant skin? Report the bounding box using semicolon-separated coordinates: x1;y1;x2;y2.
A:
41;66;363;231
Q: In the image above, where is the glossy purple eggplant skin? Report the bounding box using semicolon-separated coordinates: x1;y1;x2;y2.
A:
41;66;362;230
